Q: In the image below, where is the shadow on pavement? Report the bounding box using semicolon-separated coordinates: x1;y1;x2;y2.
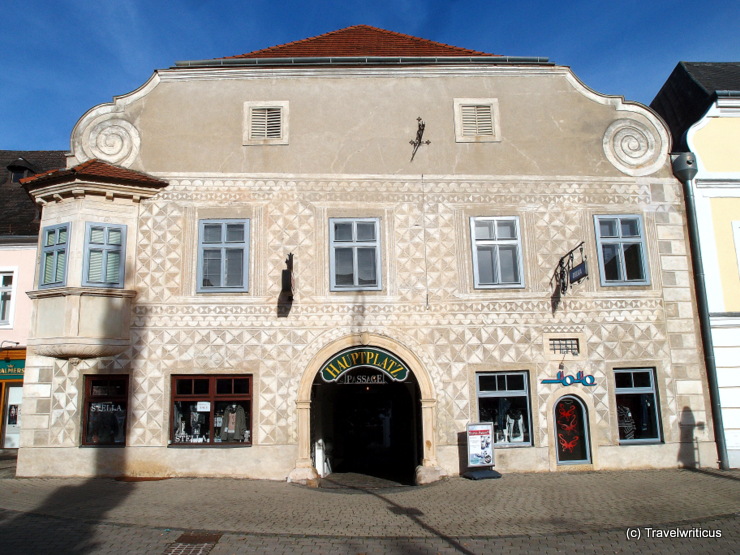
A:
319;474;477;555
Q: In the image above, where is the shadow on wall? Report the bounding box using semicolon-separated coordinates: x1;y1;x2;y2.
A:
677;406;704;468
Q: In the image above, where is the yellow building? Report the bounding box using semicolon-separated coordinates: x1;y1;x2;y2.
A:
653;62;740;468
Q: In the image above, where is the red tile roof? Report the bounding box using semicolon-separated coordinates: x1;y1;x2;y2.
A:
21;159;167;189
219;25;495;60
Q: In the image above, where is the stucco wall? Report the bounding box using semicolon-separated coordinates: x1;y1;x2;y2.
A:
0;246;37;344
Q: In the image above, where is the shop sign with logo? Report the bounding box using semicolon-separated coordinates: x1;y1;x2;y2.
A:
0;359;25;380
320;347;410;382
541;370;596;387
467;422;494;467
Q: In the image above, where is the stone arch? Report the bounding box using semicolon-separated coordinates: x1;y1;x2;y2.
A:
288;332;444;485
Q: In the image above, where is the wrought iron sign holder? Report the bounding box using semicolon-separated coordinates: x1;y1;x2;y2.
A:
557;242;588;295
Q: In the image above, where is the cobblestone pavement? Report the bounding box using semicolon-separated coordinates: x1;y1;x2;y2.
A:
0;461;738;554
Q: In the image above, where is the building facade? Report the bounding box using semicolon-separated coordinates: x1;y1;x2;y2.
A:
652;62;740;468
17;27;716;483
1;151;65;450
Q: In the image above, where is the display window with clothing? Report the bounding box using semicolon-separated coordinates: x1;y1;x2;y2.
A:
476;371;532;446
170;375;252;445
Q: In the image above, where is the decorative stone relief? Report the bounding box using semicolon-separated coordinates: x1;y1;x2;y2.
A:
80;118;140;167
603;118;666;177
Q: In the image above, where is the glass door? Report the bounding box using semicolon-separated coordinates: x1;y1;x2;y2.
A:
554;395;591;465
3;383;22;448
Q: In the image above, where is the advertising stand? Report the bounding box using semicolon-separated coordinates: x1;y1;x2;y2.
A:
464;422;501;480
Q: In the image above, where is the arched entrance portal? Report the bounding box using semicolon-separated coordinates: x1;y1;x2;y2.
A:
311;346;422;484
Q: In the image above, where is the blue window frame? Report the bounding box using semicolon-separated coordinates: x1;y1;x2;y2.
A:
83;223;127;288
476;371;532;446
615;368;662;444
470;216;524;289
329;218;381;291
197;219;250;293
39;223;70;288
594;215;649;286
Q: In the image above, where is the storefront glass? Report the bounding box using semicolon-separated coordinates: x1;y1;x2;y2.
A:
171;375;252;445
83;375;128;445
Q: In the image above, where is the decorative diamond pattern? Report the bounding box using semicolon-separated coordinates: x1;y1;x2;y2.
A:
25;176;707;461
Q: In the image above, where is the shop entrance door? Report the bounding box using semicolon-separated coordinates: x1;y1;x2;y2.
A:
311;367;420;484
554;395;591;465
2;383;22;448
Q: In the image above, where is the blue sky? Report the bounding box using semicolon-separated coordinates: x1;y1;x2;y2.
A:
2;0;738;150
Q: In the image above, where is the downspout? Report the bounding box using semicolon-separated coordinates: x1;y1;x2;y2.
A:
671;152;729;470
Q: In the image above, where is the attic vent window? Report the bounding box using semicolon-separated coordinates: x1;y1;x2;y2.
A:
243;101;289;145
461;105;493;136
251;107;282;139
454;98;501;143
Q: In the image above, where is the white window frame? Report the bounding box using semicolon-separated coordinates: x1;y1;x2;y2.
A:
39;223;70;289
82;223;127;288
243;101;289;145
0;268;17;328
732;221;740;277
476;371;533;447
197;219;250;293
329;218;382;292
454;98;501;143
470;216;525;289
614;367;662;444
594;214;650;286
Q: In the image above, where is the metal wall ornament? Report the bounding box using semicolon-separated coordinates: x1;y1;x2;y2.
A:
557;242;588;295
409;117;431;161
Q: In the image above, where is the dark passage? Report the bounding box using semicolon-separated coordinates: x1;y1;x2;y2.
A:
312;369;420;485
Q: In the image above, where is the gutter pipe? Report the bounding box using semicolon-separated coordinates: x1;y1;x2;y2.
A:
672;152;730;470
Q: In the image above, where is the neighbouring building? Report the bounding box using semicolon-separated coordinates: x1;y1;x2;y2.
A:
16;27;716;483
652;62;740;468
1;150;66;450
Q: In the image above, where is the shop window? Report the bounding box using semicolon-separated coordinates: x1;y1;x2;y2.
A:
197;219;250;293
39;223;69;288
470;216;524;288
243;101;289;145
171;375;252;445
82;375;129;446
82;223;127;288
454;98;501;142
594;215;649;286
476;371;532;446
0;270;15;326
615;368;661;443
329;218;382;291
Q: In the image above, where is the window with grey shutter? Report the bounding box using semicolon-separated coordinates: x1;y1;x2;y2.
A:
39;223;70;288
83;223;126;288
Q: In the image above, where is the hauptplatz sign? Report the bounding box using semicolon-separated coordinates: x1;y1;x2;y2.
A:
320;347;410;382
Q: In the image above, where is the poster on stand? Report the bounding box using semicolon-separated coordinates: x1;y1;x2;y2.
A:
467;422;494;467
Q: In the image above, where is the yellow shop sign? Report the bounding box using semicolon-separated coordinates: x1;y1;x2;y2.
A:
320;347;409;382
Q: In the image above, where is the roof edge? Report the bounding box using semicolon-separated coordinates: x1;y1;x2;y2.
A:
174;55;551;69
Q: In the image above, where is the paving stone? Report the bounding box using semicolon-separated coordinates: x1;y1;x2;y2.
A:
0;465;738;554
